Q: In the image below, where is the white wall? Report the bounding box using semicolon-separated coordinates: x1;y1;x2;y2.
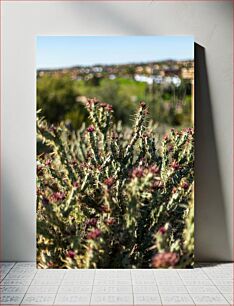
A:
1;1;233;261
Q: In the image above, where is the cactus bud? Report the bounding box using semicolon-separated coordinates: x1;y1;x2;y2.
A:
86;218;98;227
171;160;180;170
50;192;65;202
152;180;164;190
105;217;115;225
42;197;49;206
132;167;144;178
181;181;189;190
87;228;101;240
158;227;166;234
149;165;160;174
45;159;52;166
67;250;75;259
100;205;111;213
151;252;179;268
105;104;113;112
87;126;95;133
104;177;114;188
73;181;79;188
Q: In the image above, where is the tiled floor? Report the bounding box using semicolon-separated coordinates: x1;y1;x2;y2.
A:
0;262;233;305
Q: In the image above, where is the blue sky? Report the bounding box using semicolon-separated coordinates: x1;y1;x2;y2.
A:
37;36;194;70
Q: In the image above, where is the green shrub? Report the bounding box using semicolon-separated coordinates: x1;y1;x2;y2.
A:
37;75;88;129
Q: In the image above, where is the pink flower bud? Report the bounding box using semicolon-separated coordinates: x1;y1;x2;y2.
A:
87;126;95;133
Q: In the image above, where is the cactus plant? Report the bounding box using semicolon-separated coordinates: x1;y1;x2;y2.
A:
37;98;194;268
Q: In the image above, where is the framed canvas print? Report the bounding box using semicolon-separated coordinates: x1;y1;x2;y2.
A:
36;36;194;269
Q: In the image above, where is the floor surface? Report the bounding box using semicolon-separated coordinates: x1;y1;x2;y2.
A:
0;262;233;305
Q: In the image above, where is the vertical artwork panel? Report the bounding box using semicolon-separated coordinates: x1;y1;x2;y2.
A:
36;36;194;269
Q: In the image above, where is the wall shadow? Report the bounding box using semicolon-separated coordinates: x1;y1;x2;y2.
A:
1;162;36;262
195;43;231;261
63;2;232;263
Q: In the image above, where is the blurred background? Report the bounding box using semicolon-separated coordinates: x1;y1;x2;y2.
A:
37;36;194;133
